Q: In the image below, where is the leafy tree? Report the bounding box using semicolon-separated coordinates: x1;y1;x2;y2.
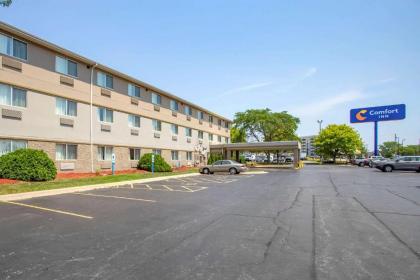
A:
379;141;398;158
230;127;246;143
314;124;363;163
401;145;420;156
208;153;223;164
0;0;12;7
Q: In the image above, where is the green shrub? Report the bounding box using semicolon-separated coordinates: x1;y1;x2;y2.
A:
138;153;172;172
0;149;57;181
208;153;223;164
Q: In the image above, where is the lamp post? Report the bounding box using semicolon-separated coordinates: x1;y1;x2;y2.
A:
317;120;323;133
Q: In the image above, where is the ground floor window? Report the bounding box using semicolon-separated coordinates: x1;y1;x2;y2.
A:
56;144;77;160
0;139;27;156
97;146;113;161
152;149;161;156
186;151;192;161
130;148;141;161
171;150;179;160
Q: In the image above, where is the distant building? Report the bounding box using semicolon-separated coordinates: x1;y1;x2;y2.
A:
300;135;317;157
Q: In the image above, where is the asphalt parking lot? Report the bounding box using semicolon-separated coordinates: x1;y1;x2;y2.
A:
0;166;419;280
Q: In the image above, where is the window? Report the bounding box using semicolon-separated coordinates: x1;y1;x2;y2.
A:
152;119;161;131
0;83;26;107
171;150;179;161
98;107;113;123
208;133;213;141
209;115;213;123
225;137;229;143
130;148;141;161
0;34;27;60
56;144;77;160
170;100;179;111
97;71;113;89
184;105;192;116
128;83;141;98
198;131;204;139
55;56;77;77
97;146;113;161
171;124;178;135
185;127;192;137
152;93;161;105
218;135;222;142
128;114;140;128
213;160;222;165
225;122;229;129
198;111;204;120
218;119;222;126
186;151;192;161
56;97;77;116
0;139;27;156
153;149;161;156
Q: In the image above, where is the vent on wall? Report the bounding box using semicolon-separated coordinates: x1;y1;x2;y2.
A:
2;108;22;120
60;76;74;87
2;56;22;71
60;118;74;127
101;88;111;98
101;124;111;132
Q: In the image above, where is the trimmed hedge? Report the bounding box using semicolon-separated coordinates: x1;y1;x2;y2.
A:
138;153;172;172
208;153;223;164
0;149;57;181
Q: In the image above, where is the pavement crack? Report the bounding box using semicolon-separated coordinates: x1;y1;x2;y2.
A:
372;211;420;217
353;197;420;259
276;187;303;217
386;189;420;207
328;172;341;197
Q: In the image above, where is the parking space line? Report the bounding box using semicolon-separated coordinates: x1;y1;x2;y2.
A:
161;185;174;191
72;193;156;202
0;200;93;219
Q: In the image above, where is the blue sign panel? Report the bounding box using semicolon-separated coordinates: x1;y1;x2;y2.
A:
350;104;406;123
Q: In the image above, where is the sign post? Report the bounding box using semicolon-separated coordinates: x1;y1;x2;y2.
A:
111;153;116;175
151;154;155;174
350;104;406;156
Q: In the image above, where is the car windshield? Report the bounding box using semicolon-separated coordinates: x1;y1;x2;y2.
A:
230;160;240;164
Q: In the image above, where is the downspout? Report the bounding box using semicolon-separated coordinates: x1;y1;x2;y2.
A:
90;63;98;173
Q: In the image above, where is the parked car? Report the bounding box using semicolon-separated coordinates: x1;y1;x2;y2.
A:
374;156;420;172
200;160;248;175
352;157;367;167
368;156;385;168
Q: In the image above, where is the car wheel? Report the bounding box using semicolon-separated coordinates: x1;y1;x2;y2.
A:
369;163;373;168
229;168;237;175
384;165;393;172
358;162;364;167
202;168;210;175
416;168;420;173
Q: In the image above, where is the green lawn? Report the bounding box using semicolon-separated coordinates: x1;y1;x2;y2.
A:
0;169;198;195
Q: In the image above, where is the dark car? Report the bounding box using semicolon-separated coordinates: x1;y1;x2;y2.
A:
374;156;420;172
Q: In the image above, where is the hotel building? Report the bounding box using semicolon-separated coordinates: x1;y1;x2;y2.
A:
0;22;231;172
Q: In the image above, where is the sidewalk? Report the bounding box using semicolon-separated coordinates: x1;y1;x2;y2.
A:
0;173;200;202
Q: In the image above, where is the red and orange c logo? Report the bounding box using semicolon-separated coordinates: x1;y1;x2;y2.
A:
356;109;367;121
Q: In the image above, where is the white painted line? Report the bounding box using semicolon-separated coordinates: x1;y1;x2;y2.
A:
72;192;156;202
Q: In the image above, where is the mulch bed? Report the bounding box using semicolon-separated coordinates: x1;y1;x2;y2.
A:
0;178;19;184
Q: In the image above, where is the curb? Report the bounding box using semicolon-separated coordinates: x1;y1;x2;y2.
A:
0;173;200;202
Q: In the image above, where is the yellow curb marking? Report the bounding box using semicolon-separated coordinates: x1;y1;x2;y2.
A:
0;200;93;219
73;193;156;202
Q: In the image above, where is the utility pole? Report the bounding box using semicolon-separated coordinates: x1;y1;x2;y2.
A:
317;120;323;134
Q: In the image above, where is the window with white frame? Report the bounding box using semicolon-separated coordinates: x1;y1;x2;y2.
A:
0;139;27;156
130;148;141;161
0;83;26;107
208;133;213;141
56;97;77;116
56;144;77;160
0;33;27;60
152;93;161;105
208;115;213;123
198;131;204;139
225;137;229;143
171;124;178;135
97;146;113;161
55;56;77;77
185;127;192;137
218;135;222;142
171;150;179;160
128;83;141;98
225;121;229;129
198;111;204;120
152;119;162;131
98;107;113;123
97;71;113;89
186;151;192;161
170;100;179;111
128;114;140;128
152;149;161;156
184;105;192;116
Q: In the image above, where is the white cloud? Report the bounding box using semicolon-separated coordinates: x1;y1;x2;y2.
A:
303;67;317;79
221;82;273;96
291;90;364;117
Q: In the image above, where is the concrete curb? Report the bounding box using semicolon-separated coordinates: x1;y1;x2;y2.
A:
0;173;200;202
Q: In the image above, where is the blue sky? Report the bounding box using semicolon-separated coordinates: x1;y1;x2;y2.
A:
2;0;419;149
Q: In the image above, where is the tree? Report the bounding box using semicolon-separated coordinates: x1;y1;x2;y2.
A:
379;141;398;158
401;145;420;156
0;0;12;7
233;108;300;142
314;124;363;163
230;127;246;143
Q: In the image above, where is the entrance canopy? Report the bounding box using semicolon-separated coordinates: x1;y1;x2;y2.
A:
210;141;301;168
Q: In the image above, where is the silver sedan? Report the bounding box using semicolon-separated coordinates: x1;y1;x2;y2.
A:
199;160;247;175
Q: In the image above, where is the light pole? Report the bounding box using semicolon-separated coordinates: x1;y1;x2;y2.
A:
317;120;323;133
